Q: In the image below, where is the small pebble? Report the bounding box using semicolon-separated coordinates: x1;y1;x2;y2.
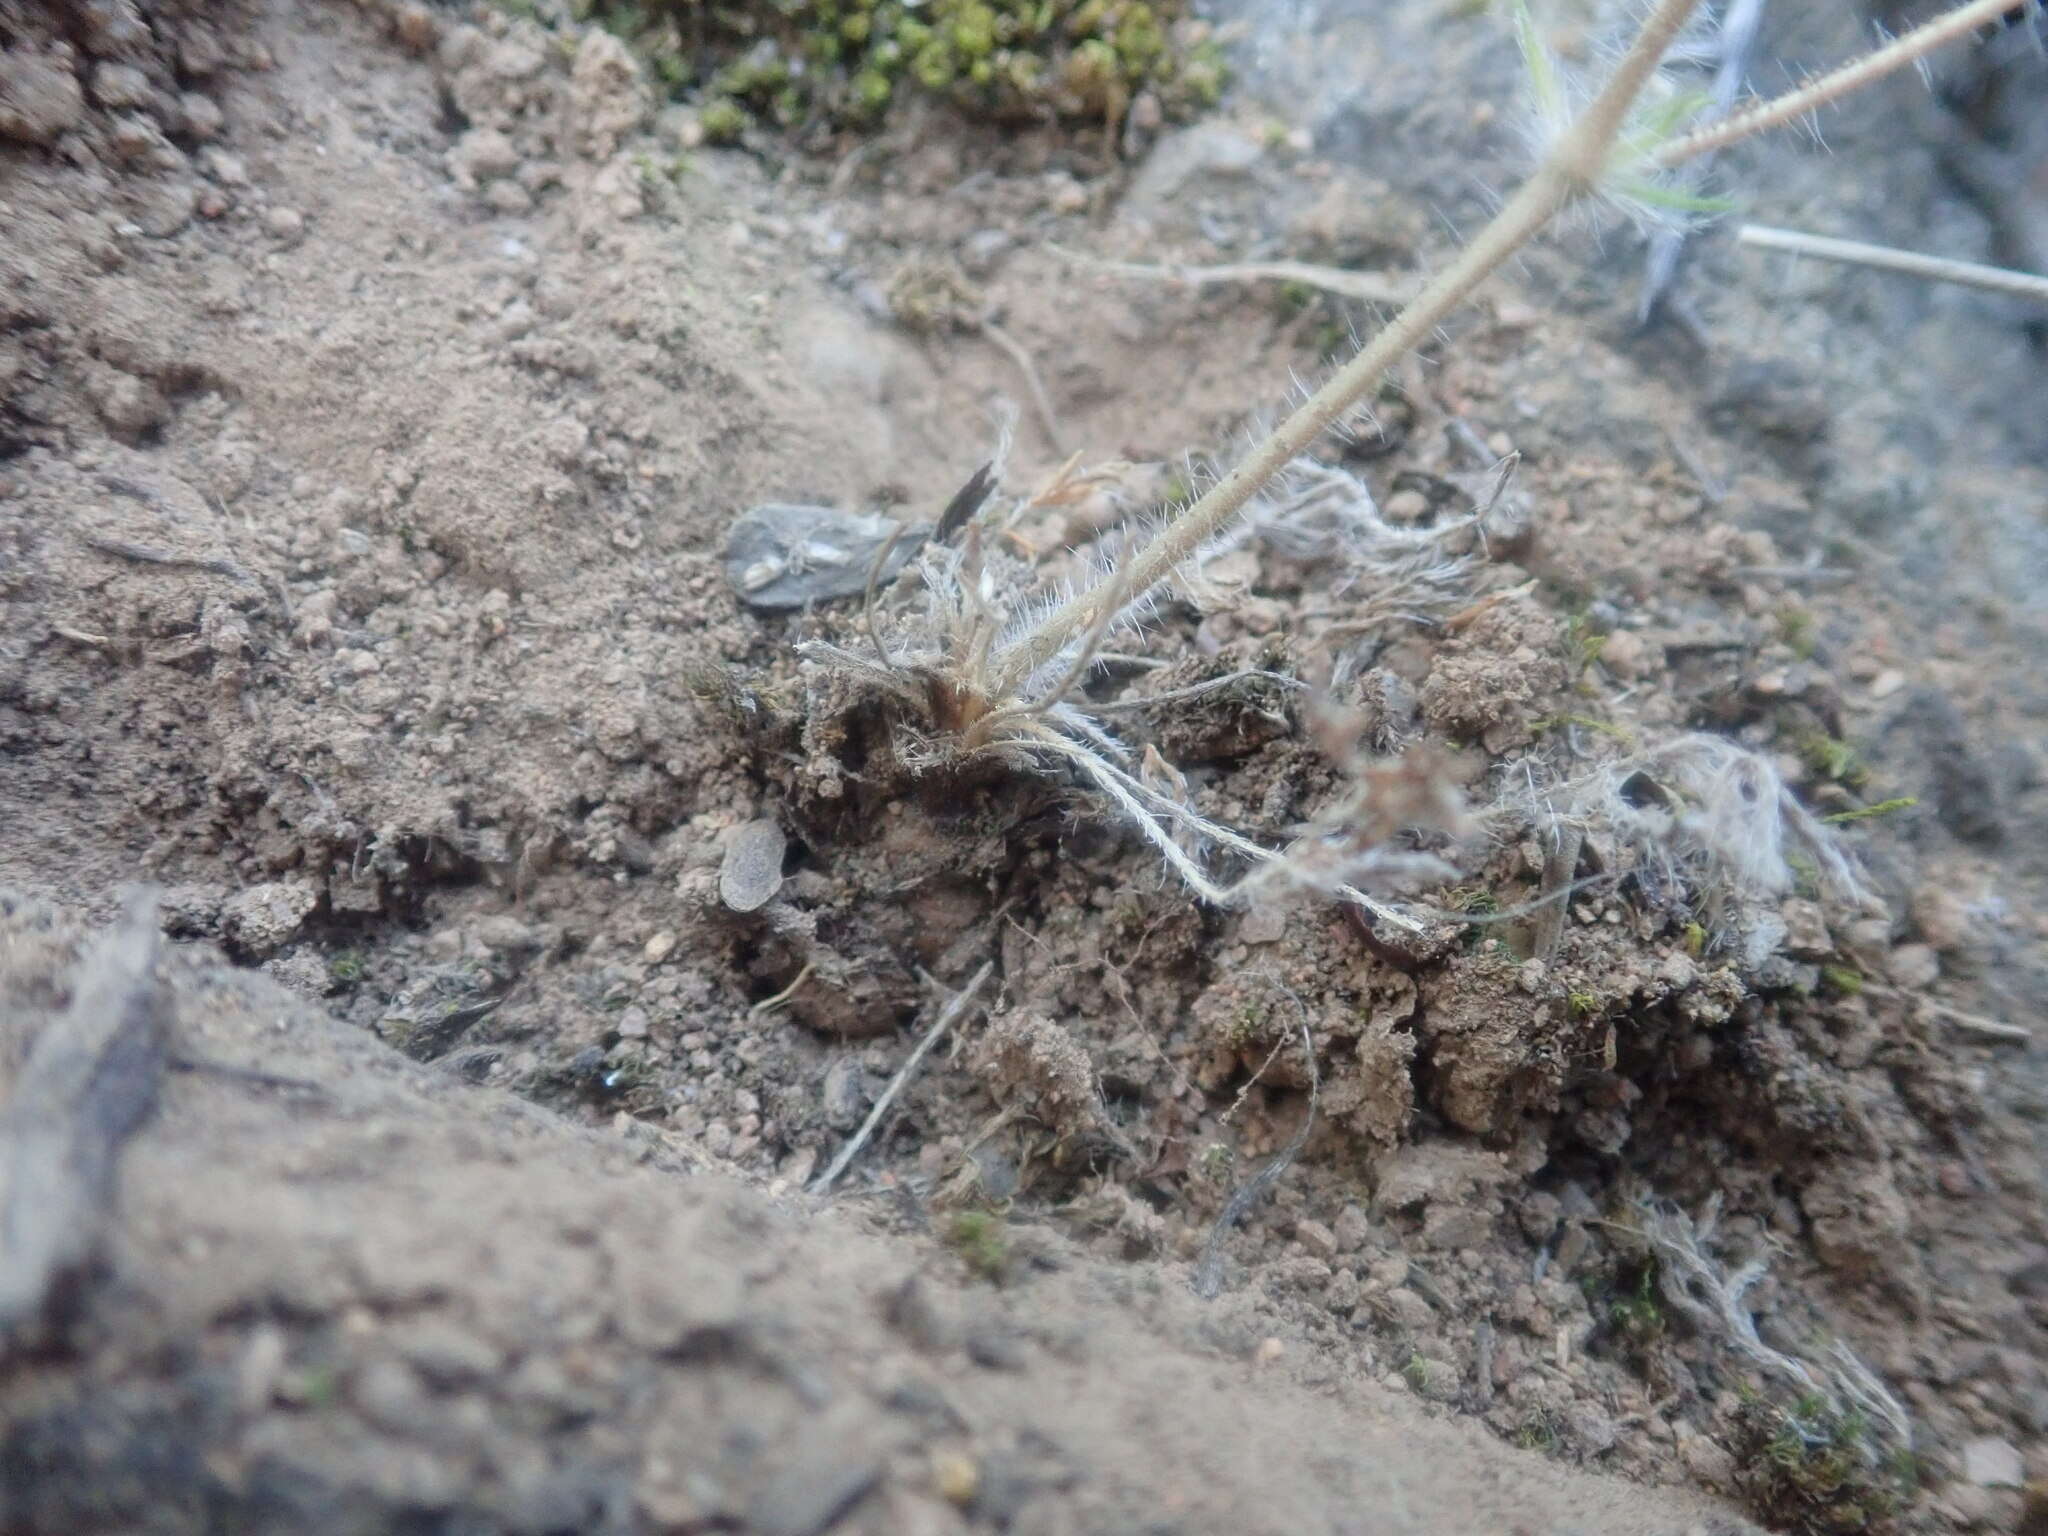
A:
1964;1435;2023;1487
179;91;224;139
393;2;438;52
1887;943;1940;989
931;1451;978;1505
1294;1218;1338;1259
718;819;786;913
1383;488;1429;524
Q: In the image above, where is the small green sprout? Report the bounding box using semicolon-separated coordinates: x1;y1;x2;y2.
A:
1779;606;1817;659
1511;0;1732;226
1819;964;1863;997
1275;278;1316;313
946;1209;1011;1281
1796;732;1869;789
1561;611;1607;675
1225;1001;1269;1049
1441;885;1501;915
1822;797;1917;825
698;98;749;144
1568;989;1601;1019
1195;1141;1236;1182
283;1364;340;1409
1607;1265;1664;1344
1514;1411;1558;1453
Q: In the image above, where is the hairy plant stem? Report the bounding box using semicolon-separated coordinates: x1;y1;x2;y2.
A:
1739;222;2048;304
1652;0;2027;169
995;0;2023;697
991;0;1702;698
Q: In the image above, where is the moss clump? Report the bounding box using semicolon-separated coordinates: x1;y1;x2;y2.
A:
1818;963;1863;997
886;255;985;334
1605;1264;1665;1347
562;0;1224;137
1513;1410;1559;1453
1734;1392;1916;1535
698;96;751;143
946;1209;1012;1280
1778;605;1817;659
1440;885;1500;916
1795;730;1869;790
1193;1140;1235;1183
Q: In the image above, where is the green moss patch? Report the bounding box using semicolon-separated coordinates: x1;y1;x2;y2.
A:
562;0;1224;136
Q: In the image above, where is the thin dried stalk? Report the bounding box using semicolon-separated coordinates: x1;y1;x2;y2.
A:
997;0;2022;695
1651;0;2027;169
989;0;1704;698
1739;222;2048;304
1050;246;1416;307
811;962;995;1194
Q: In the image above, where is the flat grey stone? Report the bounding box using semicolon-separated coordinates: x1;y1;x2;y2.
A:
724;502;924;610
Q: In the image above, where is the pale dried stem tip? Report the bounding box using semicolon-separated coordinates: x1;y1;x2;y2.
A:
1739;223;2048;304
1049;245;1416;306
1002;0;2024;694
748;960;815;1018
1651;0;2029;168
1870;988;2034;1042
978;316;1066;454
993;0;1705;697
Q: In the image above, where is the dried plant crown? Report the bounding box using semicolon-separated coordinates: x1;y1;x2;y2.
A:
797;0;2014;927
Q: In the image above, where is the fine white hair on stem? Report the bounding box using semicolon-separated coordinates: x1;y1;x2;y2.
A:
1196;459;1478;638
798;2;2012;930
796;443;1481;932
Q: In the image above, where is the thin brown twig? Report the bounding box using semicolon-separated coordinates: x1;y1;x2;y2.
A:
1738;222;2048;305
978;315;1065;455
811;962;996;1194
79;533;254;583
1049;245;1416;307
749;961;816;1018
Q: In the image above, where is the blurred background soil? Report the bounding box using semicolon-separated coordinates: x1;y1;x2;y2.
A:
2;0;2045;1531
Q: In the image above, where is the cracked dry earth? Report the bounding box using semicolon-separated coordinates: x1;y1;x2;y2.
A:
2;1;2047;1534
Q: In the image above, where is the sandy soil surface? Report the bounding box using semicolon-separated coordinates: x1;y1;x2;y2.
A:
2;1;2045;1532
